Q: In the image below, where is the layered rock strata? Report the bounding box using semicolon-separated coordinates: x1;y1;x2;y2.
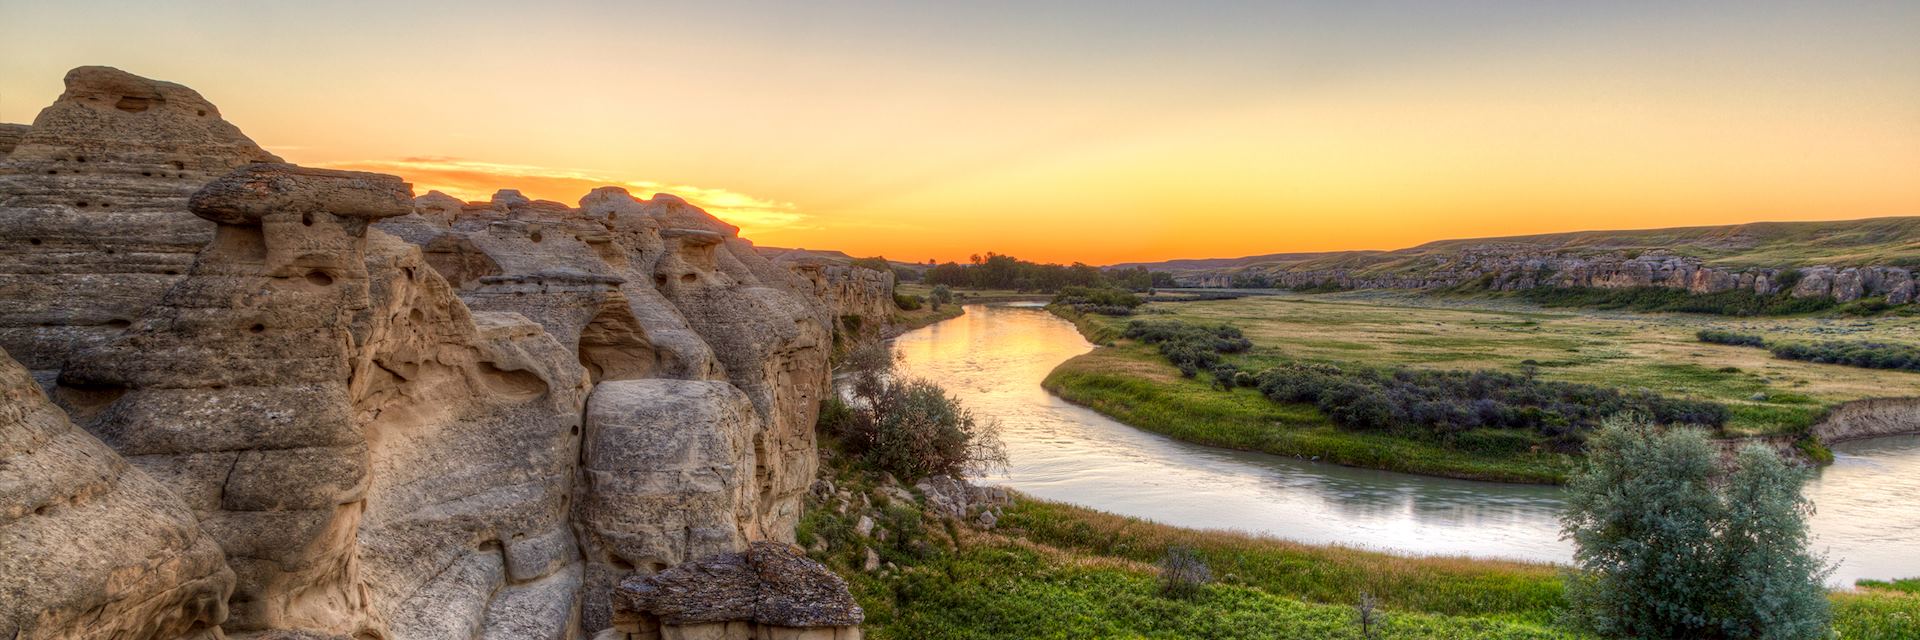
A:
0;66;281;382
1;347;233;640
0;66;860;640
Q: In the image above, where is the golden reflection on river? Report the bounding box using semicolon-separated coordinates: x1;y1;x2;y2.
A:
891;304;1919;585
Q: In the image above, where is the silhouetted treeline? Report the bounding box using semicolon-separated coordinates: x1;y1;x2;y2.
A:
923;252;1174;292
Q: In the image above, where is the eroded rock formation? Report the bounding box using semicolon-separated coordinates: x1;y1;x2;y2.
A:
0;66;864;640
1;347;233;640
0;66;281;382
759;249;895;343
604;541;863;640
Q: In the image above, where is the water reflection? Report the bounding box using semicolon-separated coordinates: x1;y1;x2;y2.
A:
891;304;1918;585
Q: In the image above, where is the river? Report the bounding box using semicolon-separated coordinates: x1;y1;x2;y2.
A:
890;303;1920;586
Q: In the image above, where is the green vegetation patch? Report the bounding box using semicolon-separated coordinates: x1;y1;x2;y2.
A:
1517;286;1836;316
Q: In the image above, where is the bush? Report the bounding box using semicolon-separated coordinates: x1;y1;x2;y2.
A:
1562;418;1831;639
1157;546;1211;599
1769;339;1920;371
893;293;924;311
1518;286;1835;316
1053;286;1144;316
828;338;1005;482
1698;329;1767;348
929;284;953;307
1253;361;1727;445
1122;320;1252;380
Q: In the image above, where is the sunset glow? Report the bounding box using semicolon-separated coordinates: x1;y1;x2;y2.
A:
4;1;1915;264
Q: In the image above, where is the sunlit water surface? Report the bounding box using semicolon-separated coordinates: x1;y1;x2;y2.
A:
890;304;1920;585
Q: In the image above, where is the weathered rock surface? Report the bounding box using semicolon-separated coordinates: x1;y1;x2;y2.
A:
1812;397;1920;444
0;66;281;381
760;249;895;342
1;66;864;640
1;347;233;640
605;541;862;640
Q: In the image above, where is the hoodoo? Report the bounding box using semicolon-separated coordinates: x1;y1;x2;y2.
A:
0;66;862;640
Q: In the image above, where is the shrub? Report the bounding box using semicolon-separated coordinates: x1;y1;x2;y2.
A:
1769;339;1920;371
1157;546;1211;599
1253;361;1727;445
1518;286;1835;316
1053;286;1144;316
929;284;953;307
893;293;924;311
828;338;1006;482
1122;320;1252;380
1562;418;1831;639
1697;329;1767;348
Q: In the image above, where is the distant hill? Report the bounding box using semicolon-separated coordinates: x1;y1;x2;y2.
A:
1115;217;1920;274
1110;217;1920;305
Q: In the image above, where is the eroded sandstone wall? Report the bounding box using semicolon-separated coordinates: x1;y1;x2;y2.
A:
0;67;281;381
0;66;848;640
1;347;233;640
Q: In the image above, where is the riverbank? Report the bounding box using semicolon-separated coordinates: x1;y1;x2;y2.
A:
802;467;1919;639
1043;306;1575;483
1040;291;1920;482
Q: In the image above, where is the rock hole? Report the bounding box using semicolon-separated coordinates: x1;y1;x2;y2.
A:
99;203;110;209
171;161;185;170
54;382;128;421
305;270;334;287
611;557;636;572
76;156;87;163
29;238;41;246
249;324;266;334
477;539;503;552
33;505;48;516
75;201;88;208
106;319;131;329
164;270;179;275
529;230;543;243
570;425;579;436
680;273;696;283
409;309;426;324
197;109;207;117
114;96;152;112
607;212;618;220
142;171;152;177
46;170;56;175
653;274;667;286
301;213;314;226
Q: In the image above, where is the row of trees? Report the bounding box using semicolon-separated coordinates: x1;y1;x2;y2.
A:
922;252;1174;292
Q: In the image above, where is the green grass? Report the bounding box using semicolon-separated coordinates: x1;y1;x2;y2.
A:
1042;344;1573;483
1060;293;1920;438
802;459;1920;639
1858;578;1920;595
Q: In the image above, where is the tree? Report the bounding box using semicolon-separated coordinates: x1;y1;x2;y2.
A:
1561;417;1830;639
929;284;953;310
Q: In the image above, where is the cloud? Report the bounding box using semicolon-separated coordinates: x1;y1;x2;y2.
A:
315;157;808;232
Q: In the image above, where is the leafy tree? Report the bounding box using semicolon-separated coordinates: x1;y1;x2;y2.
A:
825;338;1007;482
929;284;953;310
1561;418;1830;639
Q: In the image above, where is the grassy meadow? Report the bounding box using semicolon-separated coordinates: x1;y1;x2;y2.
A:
1071;292;1920;437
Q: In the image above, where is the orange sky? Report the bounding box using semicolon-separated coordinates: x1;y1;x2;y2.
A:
4;1;1917;265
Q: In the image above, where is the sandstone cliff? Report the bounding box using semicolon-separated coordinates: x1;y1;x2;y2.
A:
758;249;896;343
1129;218;1920;306
0;67;861;640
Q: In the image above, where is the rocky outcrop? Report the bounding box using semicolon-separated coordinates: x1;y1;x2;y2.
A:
1158;230;1919;307
760;251;895;342
0;66;853;640
603;542;862;640
0;67;281;381
1;347;233;640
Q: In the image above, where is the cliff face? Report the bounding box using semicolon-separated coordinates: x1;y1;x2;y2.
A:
759;250;896;341
0;67;858;640
1150;222;1920;306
